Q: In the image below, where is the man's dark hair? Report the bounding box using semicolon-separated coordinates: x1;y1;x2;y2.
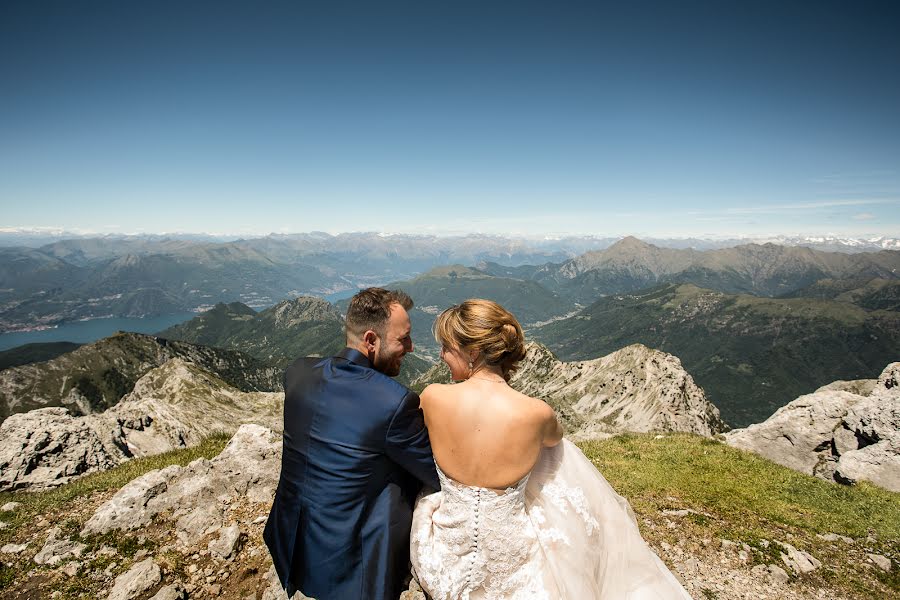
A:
345;288;413;341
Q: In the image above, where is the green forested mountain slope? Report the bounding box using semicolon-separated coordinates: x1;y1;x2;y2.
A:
0;332;281;424
158;298;345;367
532;283;900;427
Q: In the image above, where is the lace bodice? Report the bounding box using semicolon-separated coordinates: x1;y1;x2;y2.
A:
412;463;547;600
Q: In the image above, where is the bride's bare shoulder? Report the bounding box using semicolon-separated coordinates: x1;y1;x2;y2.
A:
420;383;455;404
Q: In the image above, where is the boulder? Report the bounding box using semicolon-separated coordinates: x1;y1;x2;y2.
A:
867;553;892;572
208;523;242;560
33;526;87;566
725;362;900;491
0;408;119;491
778;541;821;575
107;558;162;600
83;424;280;537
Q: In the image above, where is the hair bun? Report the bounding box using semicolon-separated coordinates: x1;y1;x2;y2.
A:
500;323;520;351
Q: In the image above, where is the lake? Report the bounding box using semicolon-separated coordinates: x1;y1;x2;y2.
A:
0;313;197;352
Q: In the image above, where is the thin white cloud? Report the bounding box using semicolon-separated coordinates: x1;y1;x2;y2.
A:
681;198;899;218
852;212;875;221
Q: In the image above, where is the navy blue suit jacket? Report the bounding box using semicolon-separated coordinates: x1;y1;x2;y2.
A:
264;348;439;600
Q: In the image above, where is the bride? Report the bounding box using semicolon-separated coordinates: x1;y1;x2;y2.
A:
410;299;693;599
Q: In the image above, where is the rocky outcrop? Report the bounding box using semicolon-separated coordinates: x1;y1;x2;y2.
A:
0;359;283;492
725;362;900;492
415;342;726;439
82;424;280;537
0;331;281;424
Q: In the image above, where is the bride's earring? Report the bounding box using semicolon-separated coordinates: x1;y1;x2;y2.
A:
467;361;474;377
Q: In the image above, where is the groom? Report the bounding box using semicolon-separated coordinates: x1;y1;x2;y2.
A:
264;288;439;600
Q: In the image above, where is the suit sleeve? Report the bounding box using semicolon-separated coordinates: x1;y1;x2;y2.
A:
385;391;440;490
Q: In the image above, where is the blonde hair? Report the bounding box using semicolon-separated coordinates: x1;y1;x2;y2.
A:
433;299;527;381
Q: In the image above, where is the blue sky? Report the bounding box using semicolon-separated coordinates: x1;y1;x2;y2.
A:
1;1;899;238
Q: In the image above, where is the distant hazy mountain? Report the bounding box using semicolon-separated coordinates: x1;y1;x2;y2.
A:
3;232;899;332
481;236;900;304
531;283;900;427
0;332;281;424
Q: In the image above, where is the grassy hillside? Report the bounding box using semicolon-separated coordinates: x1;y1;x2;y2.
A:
533;283;900;427
582;434;898;598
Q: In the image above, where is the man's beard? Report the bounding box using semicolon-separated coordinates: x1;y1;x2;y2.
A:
376;346;403;377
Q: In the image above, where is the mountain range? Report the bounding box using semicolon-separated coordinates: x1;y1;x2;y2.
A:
531;283;900;427
480;236;900;304
3;233;899;333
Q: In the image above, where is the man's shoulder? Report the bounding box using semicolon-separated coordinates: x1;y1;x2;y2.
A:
285;354;413;400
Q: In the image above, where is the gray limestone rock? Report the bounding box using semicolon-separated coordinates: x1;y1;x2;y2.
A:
83;425;280;537
81;465;182;536
208;523;242;560
0;359;283;493
725;362;900;492
149;583;187;600
176;505;223;547
33;527;87;566
0;408;119;492
1;501;21;512
107;558;162;600
867;553;892;572
778;542;821;575
816;533;853;544
750;563;789;585
0;543;28;555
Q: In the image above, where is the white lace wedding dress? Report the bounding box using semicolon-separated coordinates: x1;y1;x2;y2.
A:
410;439;693;599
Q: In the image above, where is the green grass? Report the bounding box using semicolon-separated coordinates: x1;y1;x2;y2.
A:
0;432;232;543
580;433;899;597
581;433;899;540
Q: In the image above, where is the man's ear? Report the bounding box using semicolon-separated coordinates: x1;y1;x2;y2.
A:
363;330;379;350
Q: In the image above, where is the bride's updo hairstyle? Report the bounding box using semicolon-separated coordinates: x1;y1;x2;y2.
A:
433;299;527;381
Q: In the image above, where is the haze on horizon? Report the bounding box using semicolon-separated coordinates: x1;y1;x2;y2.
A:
1;1;899;239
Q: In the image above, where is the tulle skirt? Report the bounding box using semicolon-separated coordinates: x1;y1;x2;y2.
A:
412;439;693;599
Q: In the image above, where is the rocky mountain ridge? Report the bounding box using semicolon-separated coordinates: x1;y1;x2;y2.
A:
725;362;900;492
0;359;283;492
0;424;893;600
0;332;281;425
414;341;726;439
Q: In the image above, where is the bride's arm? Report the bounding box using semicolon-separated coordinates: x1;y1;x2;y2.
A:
540;403;564;447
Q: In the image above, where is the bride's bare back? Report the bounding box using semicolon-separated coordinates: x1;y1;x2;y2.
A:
421;379;563;490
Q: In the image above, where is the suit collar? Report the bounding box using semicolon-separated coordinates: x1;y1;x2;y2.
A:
338;347;373;369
